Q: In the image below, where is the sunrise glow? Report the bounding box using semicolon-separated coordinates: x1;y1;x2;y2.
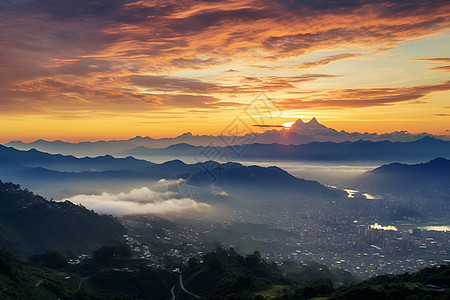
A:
282;122;296;128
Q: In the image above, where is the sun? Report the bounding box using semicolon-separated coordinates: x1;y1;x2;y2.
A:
281;122;295;128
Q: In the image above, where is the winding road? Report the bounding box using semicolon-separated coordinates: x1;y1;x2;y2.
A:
177;271;202;299
170;285;176;300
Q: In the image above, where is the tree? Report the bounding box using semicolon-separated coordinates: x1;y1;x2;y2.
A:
29;251;67;268
206;253;224;272
188;257;200;268
117;243;131;258
93;245;116;262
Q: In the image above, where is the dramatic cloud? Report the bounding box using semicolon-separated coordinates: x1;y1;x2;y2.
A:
414;58;450;72
414;58;450;62
128;75;230;94
0;0;449;138
431;66;450;72
278;81;450;109
298;53;362;69
235;74;341;93
61;186;211;216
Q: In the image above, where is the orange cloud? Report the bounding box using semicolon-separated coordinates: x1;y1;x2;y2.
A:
278;81;450;109
414;58;450;62
0;0;449;131
298;53;362;69
431;65;450;72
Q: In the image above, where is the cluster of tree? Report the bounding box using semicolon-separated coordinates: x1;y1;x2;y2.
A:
0;244;449;299
181;246;291;298
0;246;174;300
282;260;355;286
93;244;132;262
0;248;93;299
29;251;67;269
327;265;450;300
266;265;450;300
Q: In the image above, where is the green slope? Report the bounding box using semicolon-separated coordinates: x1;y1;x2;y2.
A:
0;180;125;258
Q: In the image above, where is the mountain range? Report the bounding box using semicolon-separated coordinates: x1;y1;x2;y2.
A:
355;157;450;219
118;136;450;163
357;157;450;194
0;144;344;210
5;118;449;157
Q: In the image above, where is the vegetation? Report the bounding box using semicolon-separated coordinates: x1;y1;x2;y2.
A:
263;264;450;300
0;180;126;258
181;246;290;298
0;247;175;299
0;248;88;299
93;244;131;261
327;265;450;300
0;244;449;299
280;260;356;287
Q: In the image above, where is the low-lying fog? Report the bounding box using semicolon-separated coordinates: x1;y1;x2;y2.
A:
57;179;212;216
238;160;377;185
116;154;378;186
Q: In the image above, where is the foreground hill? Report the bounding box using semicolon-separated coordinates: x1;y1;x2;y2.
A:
327;264;450;300
0;248;174;300
0;245;447;299
0;181;125;258
0;246;354;300
271;263;450;300
181;246;356;299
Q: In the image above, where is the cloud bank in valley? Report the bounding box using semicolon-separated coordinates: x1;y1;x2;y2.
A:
61;186;211;216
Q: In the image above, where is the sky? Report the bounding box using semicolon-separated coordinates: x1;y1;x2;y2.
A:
0;0;449;142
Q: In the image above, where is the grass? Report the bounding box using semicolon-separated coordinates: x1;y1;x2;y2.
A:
255;285;292;297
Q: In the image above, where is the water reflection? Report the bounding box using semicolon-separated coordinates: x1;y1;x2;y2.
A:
417;226;450;232
369;223;450;232
370;223;398;231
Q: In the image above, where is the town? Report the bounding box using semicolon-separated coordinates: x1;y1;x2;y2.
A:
119;210;450;280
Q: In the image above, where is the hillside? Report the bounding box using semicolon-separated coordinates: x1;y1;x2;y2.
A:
1;243;447;299
181;247;290;297
0;144;154;172
0;249;87;299
357;157;450;195
175;245;356;299
327;264;450;300
0;181;125;258
0;248;174;300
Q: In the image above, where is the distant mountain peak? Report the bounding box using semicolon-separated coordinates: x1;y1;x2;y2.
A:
416;136;439;142
129;135;154;141
427;157;450;165
290;117;331;133
308;117;319;124
293;118;305;125
289;118;305;130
